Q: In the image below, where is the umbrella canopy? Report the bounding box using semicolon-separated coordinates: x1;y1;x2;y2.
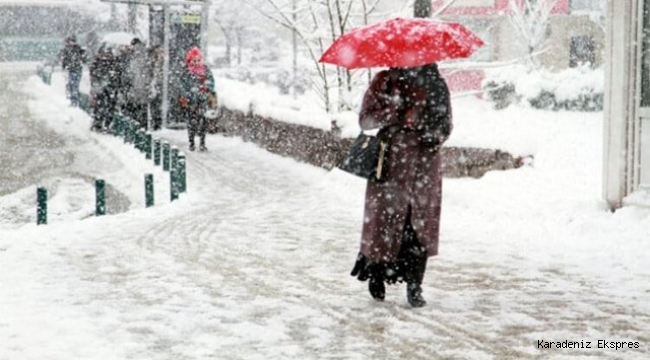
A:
318;17;484;69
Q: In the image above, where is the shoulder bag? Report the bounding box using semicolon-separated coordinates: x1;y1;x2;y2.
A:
337;132;388;182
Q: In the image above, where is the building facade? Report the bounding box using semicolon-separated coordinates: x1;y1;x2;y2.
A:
430;0;604;92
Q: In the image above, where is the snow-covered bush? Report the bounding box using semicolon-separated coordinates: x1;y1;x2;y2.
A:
482;65;604;112
483;80;518;110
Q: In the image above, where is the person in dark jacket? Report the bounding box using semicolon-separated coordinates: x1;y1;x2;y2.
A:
90;44;120;132
59;35;87;107
350;63;453;307
123;38;150;129
113;44;131;115
179;46;216;151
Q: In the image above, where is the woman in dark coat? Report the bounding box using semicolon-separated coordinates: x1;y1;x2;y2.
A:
350;63;453;307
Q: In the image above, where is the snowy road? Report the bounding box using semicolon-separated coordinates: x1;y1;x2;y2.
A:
1;66;649;359
0;68;76;197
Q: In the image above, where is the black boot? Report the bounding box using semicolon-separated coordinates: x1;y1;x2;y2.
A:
406;249;428;308
407;283;426;307
368;277;385;301
189;138;195;151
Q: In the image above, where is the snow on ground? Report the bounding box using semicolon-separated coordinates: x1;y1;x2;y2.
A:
0;65;649;359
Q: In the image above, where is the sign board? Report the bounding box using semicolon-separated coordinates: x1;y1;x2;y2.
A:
171;13;201;24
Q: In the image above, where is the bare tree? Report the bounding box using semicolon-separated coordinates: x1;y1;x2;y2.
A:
241;0;387;113
507;0;558;69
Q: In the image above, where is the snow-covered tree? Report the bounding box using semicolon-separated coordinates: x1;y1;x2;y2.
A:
507;0;558;70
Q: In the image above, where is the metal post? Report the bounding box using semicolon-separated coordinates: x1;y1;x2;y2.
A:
124;120;128;141
37;187;47;225
292;0;297;99
201;1;210;56
145;133;153;159
136;130;145;152
113;114;121;137
145;173;154;207
170;147;179;201
171;147;179;174
178;153;186;193
134;129;140;150
154;139;161;166
130;120;138;144
132;121;137;144
96;179;106;216
162;142;170;171
125;118;135;144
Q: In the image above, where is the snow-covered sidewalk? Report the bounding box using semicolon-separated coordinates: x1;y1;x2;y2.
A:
1;65;649;360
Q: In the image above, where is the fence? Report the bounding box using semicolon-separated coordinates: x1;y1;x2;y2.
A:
35;114;187;225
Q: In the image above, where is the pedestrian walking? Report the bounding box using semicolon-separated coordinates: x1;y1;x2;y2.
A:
58;35;87;107
113;44;130;116
123;38;150;129
89;44;120;132
349;62;453;307
179;46;216;152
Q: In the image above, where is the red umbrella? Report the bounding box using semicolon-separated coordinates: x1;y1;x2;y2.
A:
318;17;484;69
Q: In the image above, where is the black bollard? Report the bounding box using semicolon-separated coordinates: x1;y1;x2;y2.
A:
145;134;152;160
96;179;106;216
154;139;161;166
178;153;186;193
162;142;170;171
145;174;154;207
170;148;179;201
37;187;47;225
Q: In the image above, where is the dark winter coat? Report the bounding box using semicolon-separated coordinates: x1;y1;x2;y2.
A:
90;48;120;96
358;64;453;262
60;43;86;73
179;64;215;110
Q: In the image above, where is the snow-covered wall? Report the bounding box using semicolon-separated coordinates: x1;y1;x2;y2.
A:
211;107;525;178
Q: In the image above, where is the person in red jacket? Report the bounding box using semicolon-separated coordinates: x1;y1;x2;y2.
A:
179;47;217;152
